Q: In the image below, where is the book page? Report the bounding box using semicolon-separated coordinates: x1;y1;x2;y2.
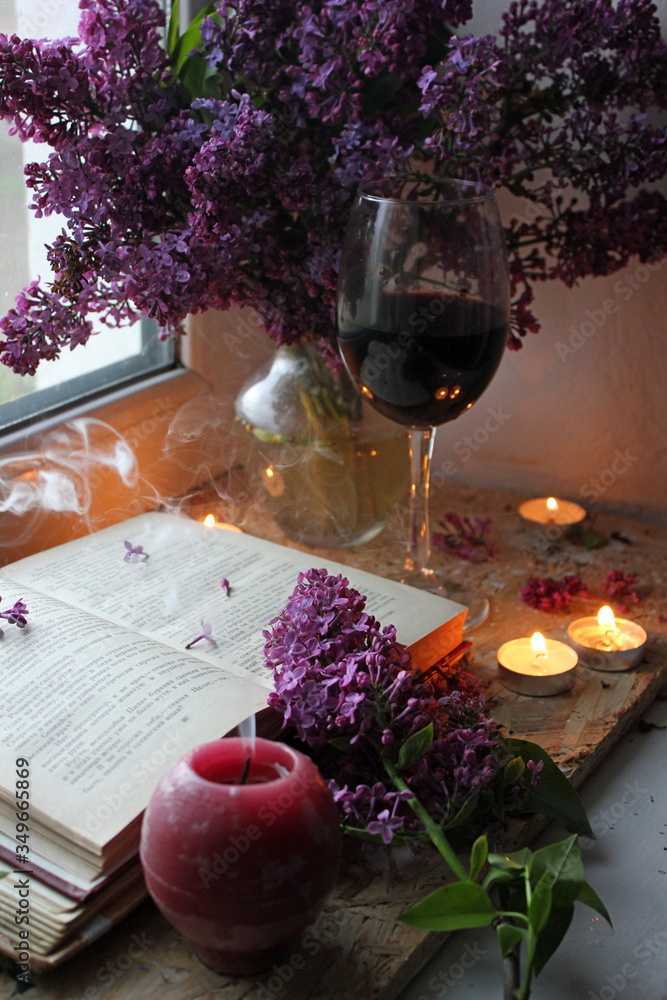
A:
5;511;465;677
0;579;268;860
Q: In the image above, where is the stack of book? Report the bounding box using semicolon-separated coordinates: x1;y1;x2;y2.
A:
0;512;465;969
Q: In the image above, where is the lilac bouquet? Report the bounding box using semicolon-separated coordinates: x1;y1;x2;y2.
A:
265;568;505;840
1;0;666;376
265;569;608;999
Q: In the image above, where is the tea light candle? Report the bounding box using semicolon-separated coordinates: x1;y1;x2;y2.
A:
518;496;586;526
567;605;647;671
497;631;578;696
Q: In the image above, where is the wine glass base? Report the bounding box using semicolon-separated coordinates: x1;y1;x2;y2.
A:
400;571;489;630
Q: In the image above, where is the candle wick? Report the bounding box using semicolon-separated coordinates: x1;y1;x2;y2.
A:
239;756;252;785
602;628;621;651
531;650;550;675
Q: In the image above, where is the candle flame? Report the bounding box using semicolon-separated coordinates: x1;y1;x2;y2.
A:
597;605;617;630
203;513;242;533
546;497;559;511
530;631;548;655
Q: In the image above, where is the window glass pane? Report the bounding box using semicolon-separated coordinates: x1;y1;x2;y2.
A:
0;0;173;429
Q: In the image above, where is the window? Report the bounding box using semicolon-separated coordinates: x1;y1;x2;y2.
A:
0;0;174;434
0;0;269;563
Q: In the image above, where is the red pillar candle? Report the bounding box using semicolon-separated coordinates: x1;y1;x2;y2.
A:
139;737;342;976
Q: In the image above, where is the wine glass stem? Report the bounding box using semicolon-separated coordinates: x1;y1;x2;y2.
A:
405;427;436;580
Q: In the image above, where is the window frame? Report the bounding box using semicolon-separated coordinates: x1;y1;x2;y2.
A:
0;321;175;435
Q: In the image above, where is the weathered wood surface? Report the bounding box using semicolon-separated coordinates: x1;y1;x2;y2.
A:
3;481;666;1000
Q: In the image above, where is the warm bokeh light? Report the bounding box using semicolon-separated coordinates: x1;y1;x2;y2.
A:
546;497;559;511
203;514;216;527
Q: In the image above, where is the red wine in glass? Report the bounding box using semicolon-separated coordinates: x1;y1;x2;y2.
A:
339;291;507;428
337;178;510;627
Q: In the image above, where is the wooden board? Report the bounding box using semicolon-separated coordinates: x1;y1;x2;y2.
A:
2;481;666;1000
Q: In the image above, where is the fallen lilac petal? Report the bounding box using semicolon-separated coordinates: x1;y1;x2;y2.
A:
124;540;148;563
185;620;217;649
0;597;30;636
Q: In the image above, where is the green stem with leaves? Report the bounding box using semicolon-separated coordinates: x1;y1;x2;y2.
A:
382;754;468;882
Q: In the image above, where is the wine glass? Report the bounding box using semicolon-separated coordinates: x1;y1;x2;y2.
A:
336;177;510;627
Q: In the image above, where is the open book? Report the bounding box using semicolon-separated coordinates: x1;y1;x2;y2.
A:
0;511;465;965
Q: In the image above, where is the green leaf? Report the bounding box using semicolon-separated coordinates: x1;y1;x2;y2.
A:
488;847;533;871
577;880;612;926
469;835;488;882
179;54;223;102
441;791;480;832
328;736;353;751
167;0;180;57
401;881;497;932
528;876;553;936
397;722;434;771
531;835;583;906
504;755;526;784
173;3;217;73
564;521;608;549
532;903;575;976
483;867;522;890
497;922;525;957
504;738;594;838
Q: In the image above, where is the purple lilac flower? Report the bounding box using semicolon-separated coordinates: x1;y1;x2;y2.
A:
220;577;231;596
527;759;544;790
432;512;499;563
0;598;29;637
123;540;148;563
185;620;216;649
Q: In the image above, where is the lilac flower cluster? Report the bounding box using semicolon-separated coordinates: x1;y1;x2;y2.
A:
602;569;641;613
521;574;588;612
1;0;666;372
0;597;29;637
265;568;504;841
432;512;499;563
265;568;418;746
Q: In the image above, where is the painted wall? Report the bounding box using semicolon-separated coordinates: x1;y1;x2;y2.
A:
432;263;667;524
428;2;667;525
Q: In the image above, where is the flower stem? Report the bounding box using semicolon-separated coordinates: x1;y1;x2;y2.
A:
503;944;522;1000
383;756;468;882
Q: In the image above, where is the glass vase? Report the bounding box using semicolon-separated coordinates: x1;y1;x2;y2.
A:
235;343;410;548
